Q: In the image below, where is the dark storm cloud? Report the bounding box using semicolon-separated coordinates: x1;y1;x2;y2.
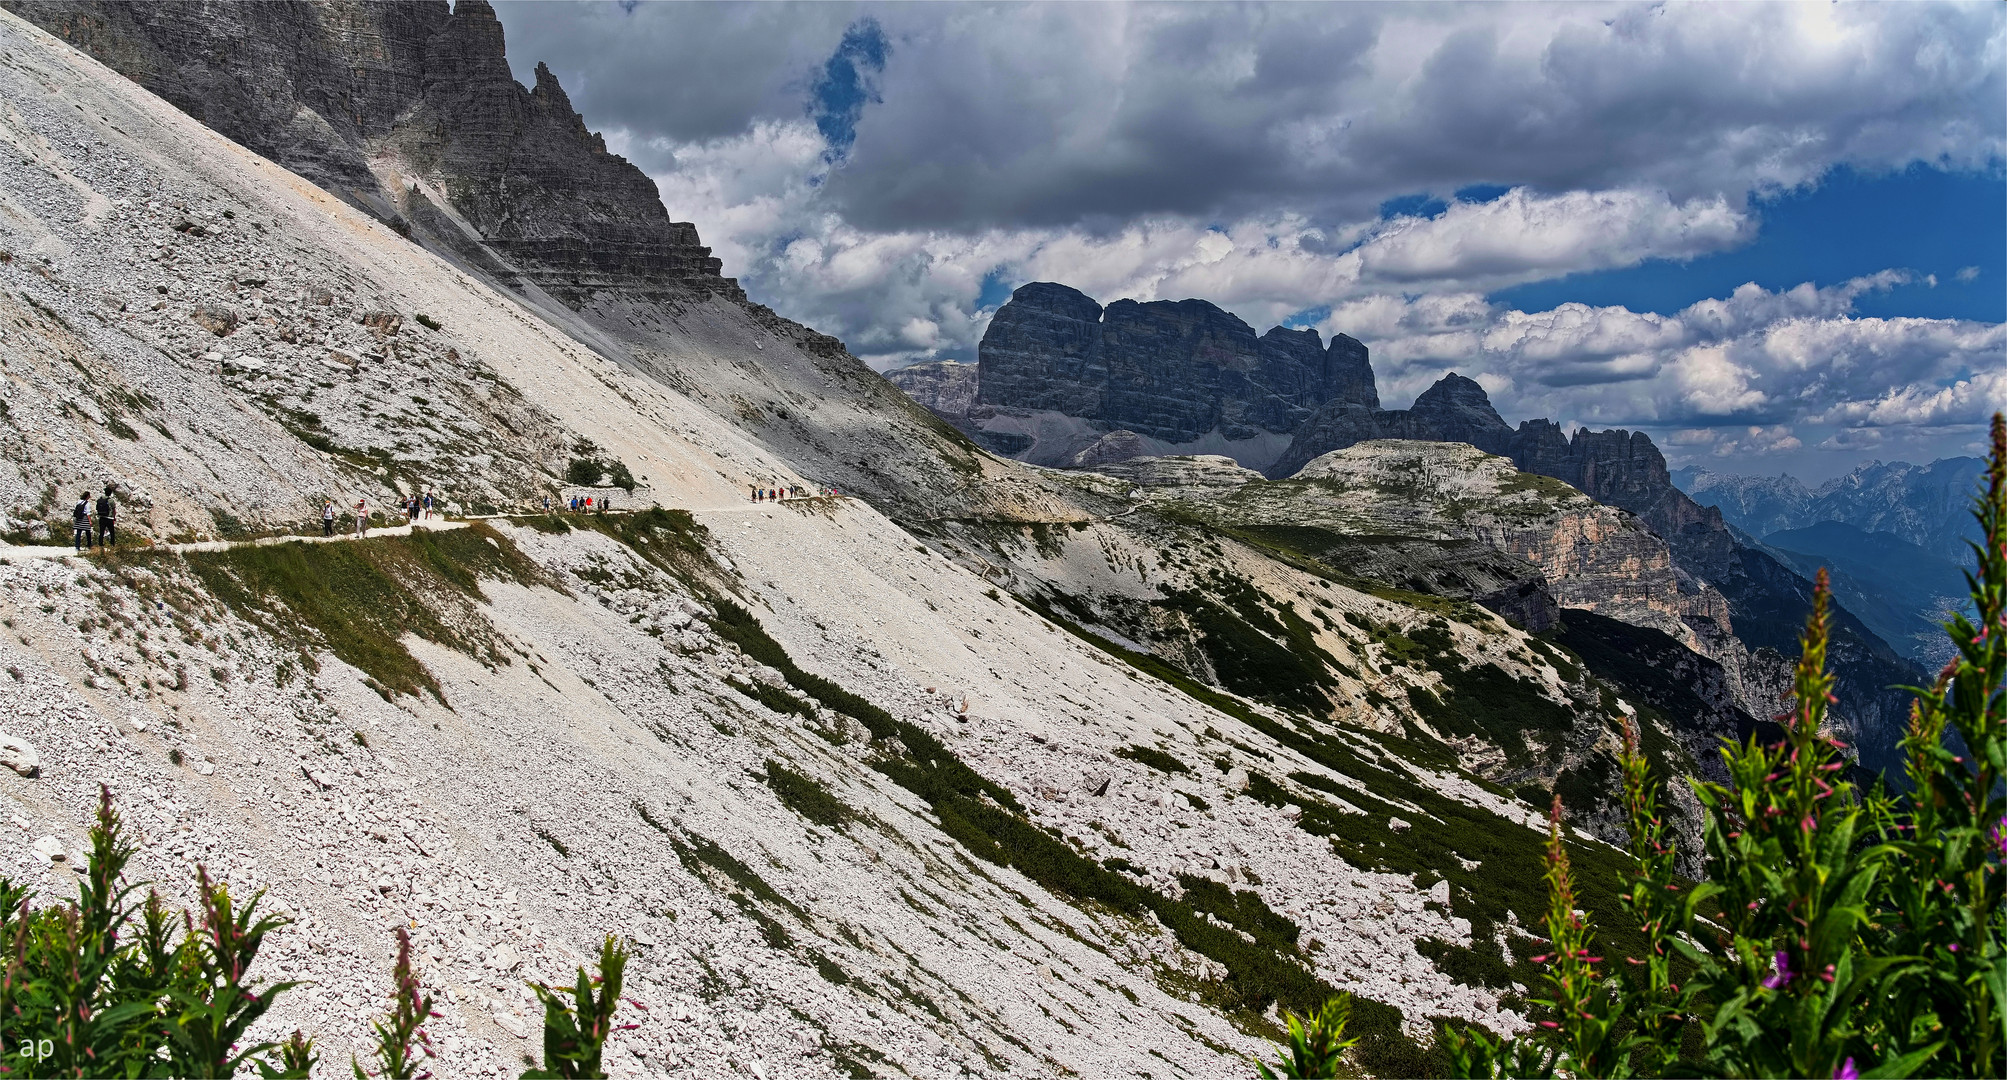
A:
494;1;860;151
498;2;2001;234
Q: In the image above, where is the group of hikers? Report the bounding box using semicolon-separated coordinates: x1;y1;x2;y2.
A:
552;493;612;514
751;483;836;502
317;490;442;538
70;484;118;552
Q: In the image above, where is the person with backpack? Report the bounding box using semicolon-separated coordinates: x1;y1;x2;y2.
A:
96;485;116;547
422;491;435;520
353;497;367;538
322;498;335;537
72;491;93;552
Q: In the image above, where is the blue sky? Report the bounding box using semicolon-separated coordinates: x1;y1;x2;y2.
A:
1495;166;2004;324
496;1;2004;480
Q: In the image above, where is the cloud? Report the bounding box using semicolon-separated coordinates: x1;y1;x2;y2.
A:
513;1;2002;231
1306;275;2005;468
490;2;2005;468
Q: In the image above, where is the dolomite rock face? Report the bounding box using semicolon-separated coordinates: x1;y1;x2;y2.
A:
884;359;979;419
977;282;1379;444
8;0;739;306
1286;441;1722;641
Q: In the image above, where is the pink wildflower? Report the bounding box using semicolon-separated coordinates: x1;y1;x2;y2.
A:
1833;1057;1859;1080
1763;950;1793;990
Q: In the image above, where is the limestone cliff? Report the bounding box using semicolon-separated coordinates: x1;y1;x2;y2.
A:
977;282;1379;446
885;359;979;419
6;0;738;305
1274;376;1921;769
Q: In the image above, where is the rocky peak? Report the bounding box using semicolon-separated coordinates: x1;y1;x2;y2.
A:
976;282;1379;445
9;0;740;308
1325;332;1378;410
1408;372;1513;449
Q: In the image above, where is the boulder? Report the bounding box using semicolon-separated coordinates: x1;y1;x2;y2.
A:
30;835;64;864
0;735;40;777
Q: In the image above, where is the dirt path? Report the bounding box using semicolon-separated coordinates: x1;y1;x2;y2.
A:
0;496;866;564
0;517;470;563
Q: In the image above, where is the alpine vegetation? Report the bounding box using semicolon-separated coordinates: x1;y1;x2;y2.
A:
0;789;628;1079
1428;415;2007;1080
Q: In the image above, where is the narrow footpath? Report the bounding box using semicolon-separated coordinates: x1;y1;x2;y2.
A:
0;516;469;563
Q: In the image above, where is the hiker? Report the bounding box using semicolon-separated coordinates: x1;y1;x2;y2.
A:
321;499;335;537
422;491;435;520
543;494;551;514
72;491;93;552
353;497;367;538
602;494;613;513
96;485;116;547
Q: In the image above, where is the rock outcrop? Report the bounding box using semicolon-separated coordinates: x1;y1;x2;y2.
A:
884;359;979;418
8;0;739;307
977;282;1379;444
1274;375;1921;769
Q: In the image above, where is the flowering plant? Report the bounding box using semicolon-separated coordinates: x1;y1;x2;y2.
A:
1444;413;2007;1079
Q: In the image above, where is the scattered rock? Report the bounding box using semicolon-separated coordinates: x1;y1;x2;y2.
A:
489;943;522;972
0;735;40;777
190;304;238;336
31;834;64;864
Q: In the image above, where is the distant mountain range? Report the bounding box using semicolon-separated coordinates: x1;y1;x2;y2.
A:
1671;459;1986;563
1670;459;1986;666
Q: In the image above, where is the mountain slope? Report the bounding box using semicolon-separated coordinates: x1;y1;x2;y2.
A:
1760;522;1971;667
4;0;1004;520
0;9;1737;1075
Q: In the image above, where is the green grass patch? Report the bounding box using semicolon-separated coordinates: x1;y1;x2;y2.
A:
727;676;813;718
173;523;548;700
762;759;855;828
1115;744;1190;774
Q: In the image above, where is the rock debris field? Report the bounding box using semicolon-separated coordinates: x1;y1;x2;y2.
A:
0;12;1573;1077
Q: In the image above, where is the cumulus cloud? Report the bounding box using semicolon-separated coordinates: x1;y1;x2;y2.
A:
507;1;2003;229
1315;275;2007;470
